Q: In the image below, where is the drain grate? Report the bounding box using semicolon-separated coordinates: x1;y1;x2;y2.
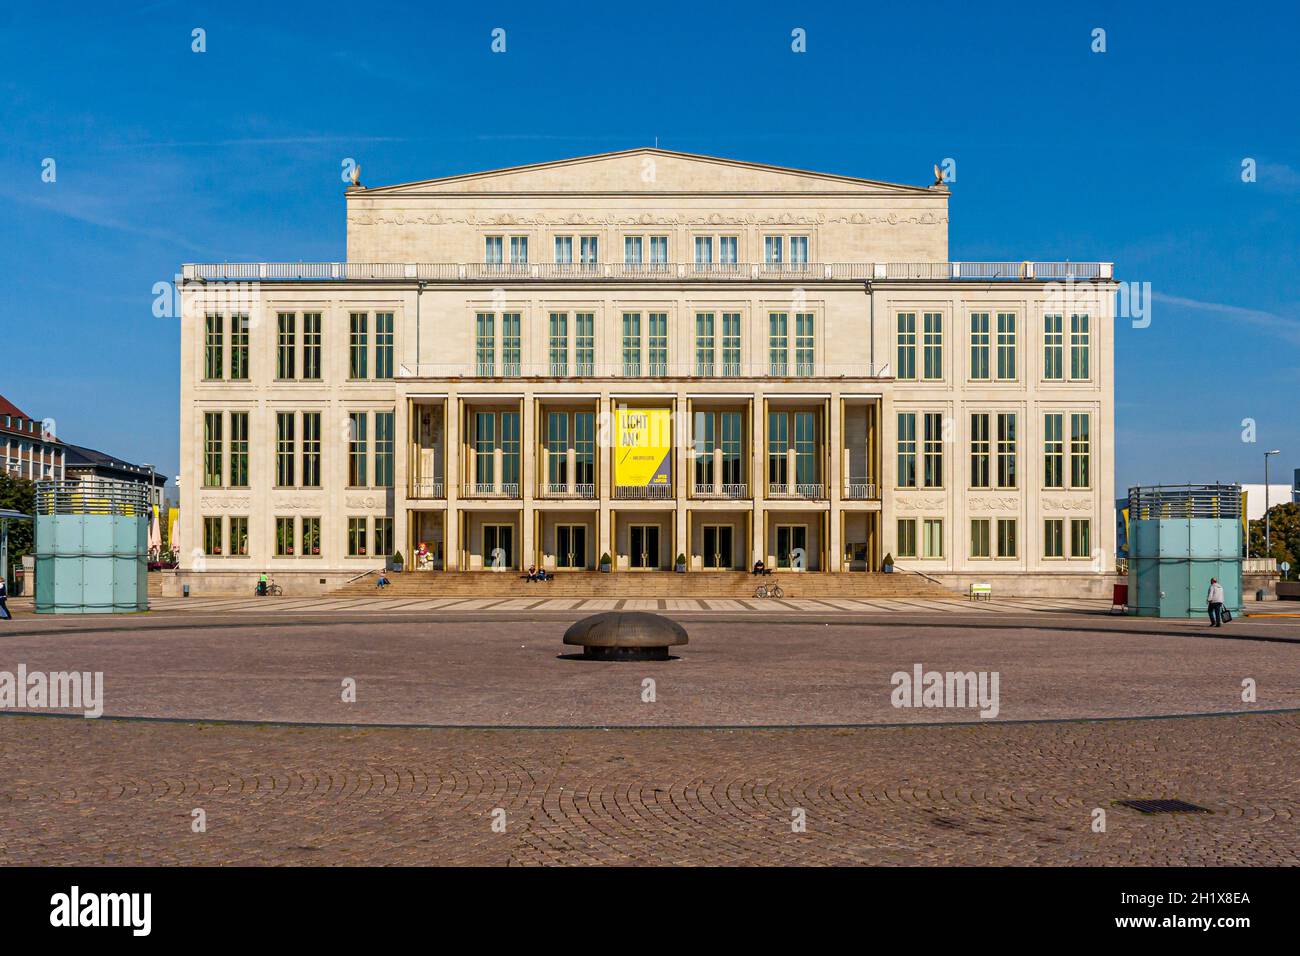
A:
1117;799;1212;815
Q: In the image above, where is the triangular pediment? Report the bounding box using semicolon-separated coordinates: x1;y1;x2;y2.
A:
358;148;932;196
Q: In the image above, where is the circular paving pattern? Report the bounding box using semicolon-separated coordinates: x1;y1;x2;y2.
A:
1;712;1296;865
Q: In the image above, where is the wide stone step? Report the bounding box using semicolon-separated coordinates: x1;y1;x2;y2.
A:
331;571;954;599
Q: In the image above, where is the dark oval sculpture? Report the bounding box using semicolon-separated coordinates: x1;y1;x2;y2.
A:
563;611;688;661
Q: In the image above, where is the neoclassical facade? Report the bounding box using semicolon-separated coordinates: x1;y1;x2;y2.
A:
178;148;1115;591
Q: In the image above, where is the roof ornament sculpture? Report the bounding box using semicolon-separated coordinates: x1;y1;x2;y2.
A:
349;163;362;187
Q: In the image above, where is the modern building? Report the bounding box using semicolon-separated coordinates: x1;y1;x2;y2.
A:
62;442;169;510
1240;483;1294;522
178;148;1116;592
1;393;64;483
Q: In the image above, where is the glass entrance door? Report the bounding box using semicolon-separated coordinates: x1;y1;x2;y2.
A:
702;524;733;569
556;524;587;570
483;524;514;571
630;524;661;569
776;524;808;570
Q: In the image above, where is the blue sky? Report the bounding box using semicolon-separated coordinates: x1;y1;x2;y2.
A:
1;0;1297;493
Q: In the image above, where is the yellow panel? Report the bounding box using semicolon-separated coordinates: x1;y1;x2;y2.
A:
614;408;672;487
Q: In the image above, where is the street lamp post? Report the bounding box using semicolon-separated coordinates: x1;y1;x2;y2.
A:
1265;449;1281;561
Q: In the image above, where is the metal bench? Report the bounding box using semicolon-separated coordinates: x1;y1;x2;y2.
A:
969;582;992;601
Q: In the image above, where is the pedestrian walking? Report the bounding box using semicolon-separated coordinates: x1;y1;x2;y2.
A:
1207;577;1226;627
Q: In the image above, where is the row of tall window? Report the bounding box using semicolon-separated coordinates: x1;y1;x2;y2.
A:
896;517;1092;560
202;410;393;489
896;312;1091;382
896;412;1091;489
202;312;392;381
201;514;392;558
485;234;810;265
475;311;815;377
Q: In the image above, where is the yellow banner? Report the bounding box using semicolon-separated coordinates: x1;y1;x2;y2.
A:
615;408;672;487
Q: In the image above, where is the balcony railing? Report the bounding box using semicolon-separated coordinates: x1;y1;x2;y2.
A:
614;485;673;500
843;480;877;500
409;478;445;499
768;482;826;500
185;261;1115;283
693;483;750;499
468;482;520;498
543;482;596;499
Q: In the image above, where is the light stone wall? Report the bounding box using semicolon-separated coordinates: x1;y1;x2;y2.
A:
178;149;1114;588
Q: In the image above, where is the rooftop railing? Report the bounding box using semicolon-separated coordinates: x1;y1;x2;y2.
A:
184;261;1114;282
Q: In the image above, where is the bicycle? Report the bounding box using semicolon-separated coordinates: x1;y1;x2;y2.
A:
255;577;284;597
753;582;785;599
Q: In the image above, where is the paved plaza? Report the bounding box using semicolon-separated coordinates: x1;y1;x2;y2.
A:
1;602;1297;865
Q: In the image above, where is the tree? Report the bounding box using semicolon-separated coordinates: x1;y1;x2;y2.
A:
1247;502;1300;577
0;472;36;563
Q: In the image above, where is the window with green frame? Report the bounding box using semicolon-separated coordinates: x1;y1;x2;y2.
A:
374;411;394;487
475;312;495;376
794;312;814;376
921;312;942;380
1044;518;1065;558
647;312;668;376
275;516;295;556
896;518;917;558
1070;314;1090;380
230;314;250;380
1070;518;1092;559
794;411;816;484
501;312;521;376
500;412;520;488
348;412;367;487
547;412;569;487
1043;413;1064;488
204;314;223;380
229;516;248;556
996;412;1017;489
374;517;394;559
922;518;944;558
768;312;788;375
301;412;321;488
721;312;741;376
349;312;368;379
896;312;916;380
970;312;990;380
693;411;715;487
347;517;368;556
303;312;322;380
1070;413;1090;487
575;312;594;375
203;412;222;487
302;516;321;557
474;413;495;485
996;312;1017;380
621;312;641;376
1043;314;1064;380
574;412;595;485
275;412;295;487
548;312;568;376
695;312;715;376
996;518;1017;558
922;412;943;488
277;313;296;379
375;312;394;379
970;518;991;558
767;411;789;485
896;412;917;488
203;515;223;555
228;411;248;488
970;413;990;488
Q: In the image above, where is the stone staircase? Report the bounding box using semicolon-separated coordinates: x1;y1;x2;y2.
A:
330;569;955;599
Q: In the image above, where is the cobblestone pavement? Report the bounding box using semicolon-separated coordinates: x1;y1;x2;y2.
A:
0;712;1295;865
1;613;1297;725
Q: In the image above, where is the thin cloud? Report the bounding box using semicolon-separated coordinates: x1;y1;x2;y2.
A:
1151;292;1300;344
